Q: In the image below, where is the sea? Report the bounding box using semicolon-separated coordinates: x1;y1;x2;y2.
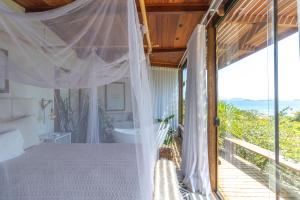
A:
222;99;300;116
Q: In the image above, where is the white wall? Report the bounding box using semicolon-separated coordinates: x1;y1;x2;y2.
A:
65;78;133;131
0;7;54;134
98;78;133;127
0;3;76;134
0;81;54;135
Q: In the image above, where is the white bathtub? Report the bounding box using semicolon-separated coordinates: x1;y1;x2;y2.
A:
112;123;162;143
113;128;138;143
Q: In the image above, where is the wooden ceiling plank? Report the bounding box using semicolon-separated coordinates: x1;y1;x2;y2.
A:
219;24;249;45
238;22;266;49
230;0;263;26
278;0;296;16
174;13;200;47
225;14;298;28
221;23;266;51
226;0;249;22
239;0;262;17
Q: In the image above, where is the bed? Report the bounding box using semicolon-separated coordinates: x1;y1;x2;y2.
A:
0;143;140;200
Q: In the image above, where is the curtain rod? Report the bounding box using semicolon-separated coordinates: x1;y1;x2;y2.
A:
138;0;152;53
178;0;224;68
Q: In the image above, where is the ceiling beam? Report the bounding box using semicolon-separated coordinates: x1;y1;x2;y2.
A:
150;47;186;53
150;61;178;68
24;2;209;13
25;6;60;12
42;0;73;7
140;3;209;13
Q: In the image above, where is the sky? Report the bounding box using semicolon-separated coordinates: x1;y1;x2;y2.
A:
218;33;300;101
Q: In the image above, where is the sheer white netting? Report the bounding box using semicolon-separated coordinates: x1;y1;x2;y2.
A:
297;0;300;47
0;0;157;200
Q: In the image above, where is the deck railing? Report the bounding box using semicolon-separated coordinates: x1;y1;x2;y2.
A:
221;137;300;199
224;137;300;173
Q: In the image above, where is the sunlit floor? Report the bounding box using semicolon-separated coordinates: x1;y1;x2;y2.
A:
218;156;300;200
161;136;210;200
166;137;300;200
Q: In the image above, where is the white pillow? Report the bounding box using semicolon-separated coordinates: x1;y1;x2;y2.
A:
0;116;40;149
0;129;24;162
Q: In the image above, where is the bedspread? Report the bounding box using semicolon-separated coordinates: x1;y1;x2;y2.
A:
0;143;140;200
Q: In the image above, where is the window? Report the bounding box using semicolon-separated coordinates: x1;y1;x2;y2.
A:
216;0;300;199
217;0;274;199
179;62;187;125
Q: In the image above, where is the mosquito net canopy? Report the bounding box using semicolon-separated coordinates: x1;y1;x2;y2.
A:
0;0;159;200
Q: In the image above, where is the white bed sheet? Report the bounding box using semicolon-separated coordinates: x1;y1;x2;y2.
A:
0;143;140;200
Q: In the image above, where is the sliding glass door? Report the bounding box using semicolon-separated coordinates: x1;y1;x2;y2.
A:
277;0;300;198
216;0;276;199
216;0;300;199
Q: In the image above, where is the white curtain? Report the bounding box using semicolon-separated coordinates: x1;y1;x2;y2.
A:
181;25;211;197
298;0;300;52
86;87;100;143
150;67;179;128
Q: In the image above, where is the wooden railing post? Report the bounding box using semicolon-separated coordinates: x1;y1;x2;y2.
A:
224;138;235;162
207;22;218;192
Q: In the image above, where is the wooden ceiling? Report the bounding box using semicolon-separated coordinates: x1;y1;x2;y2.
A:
11;0;296;68
143;0;209;67
217;0;298;68
11;0;210;68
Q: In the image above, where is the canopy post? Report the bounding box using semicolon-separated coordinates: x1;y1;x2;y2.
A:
138;0;152;53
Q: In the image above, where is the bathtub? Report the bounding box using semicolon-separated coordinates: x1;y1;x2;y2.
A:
113;128;138;143
112;123;161;143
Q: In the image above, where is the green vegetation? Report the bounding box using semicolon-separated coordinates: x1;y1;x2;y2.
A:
218;101;300;170
156;115;176;145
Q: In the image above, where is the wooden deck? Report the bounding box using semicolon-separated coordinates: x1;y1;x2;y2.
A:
218;156;300;200
161;136;300;200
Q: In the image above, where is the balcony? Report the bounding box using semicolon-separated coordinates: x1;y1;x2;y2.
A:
218;137;300;200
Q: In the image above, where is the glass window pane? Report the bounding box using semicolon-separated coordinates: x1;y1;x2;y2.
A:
277;0;300;198
217;0;276;199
